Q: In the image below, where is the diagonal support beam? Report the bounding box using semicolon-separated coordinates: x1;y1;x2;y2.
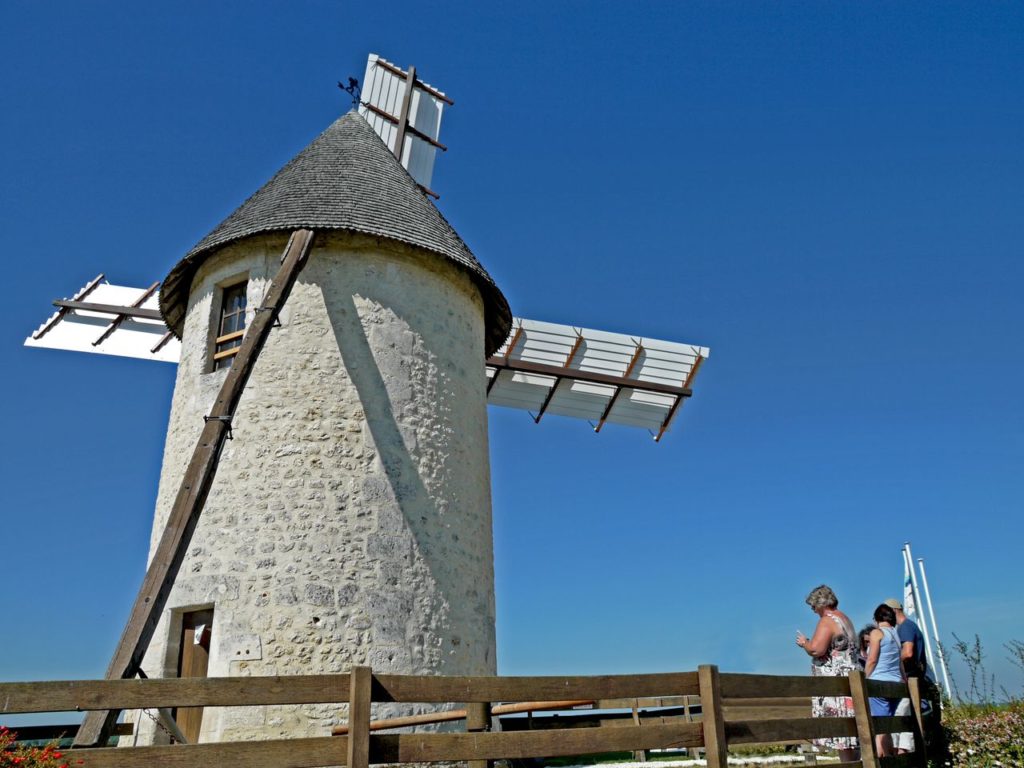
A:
73;229;316;748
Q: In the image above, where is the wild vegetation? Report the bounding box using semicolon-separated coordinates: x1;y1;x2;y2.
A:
0;728;71;768
939;636;1024;767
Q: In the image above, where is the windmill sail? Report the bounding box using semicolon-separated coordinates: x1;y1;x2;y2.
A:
25;277;181;363
25;280;708;438
359;53;449;190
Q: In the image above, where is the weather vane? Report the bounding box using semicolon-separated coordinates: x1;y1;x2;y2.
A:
337;76;360;106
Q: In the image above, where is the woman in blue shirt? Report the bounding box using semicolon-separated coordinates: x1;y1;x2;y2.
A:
865;603;902;757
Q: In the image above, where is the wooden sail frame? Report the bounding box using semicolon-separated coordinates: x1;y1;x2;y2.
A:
26;296;707;439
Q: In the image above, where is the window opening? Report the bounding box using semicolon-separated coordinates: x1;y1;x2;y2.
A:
213;282;247;370
174;608;213;743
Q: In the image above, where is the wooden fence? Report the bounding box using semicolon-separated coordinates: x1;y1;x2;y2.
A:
0;666;936;768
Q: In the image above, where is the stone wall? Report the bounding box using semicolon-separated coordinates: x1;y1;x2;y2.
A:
135;231;497;743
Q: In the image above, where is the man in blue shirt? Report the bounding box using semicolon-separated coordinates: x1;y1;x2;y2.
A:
883;598;936;754
884;598;930;680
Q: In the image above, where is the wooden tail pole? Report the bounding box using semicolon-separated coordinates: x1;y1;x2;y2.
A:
697;664;727;768
73;229;316;748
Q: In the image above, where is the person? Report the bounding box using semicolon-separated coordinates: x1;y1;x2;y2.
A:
795;585;859;762
883;598;931;681
858;626;874;670
883;598;936;754
865;603;903;757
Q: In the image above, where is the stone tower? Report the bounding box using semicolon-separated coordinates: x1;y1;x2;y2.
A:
136;111;511;743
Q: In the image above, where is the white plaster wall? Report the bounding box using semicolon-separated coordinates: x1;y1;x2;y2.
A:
135;231;496;743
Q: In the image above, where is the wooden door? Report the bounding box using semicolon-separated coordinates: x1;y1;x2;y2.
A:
174;609;213;742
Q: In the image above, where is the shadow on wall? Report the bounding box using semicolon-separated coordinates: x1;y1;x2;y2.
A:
323;286;493;675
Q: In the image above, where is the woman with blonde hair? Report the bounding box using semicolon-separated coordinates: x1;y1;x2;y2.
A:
796;585;859;762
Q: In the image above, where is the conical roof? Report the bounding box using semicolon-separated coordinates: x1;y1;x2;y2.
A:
160;110;511;356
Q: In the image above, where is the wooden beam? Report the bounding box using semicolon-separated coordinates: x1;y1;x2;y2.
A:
849;669;879;768
69;736;348;768
52;299;163;320
486;356;693;399
333;707;469;736
486;325;525;395
92;282;159;347
466;701;493;768
33;274;105;339
391;65;416;164
655;354;704;442
73;229;316;748
150;330;174;354
492;699;593;715
371;722;704;763
533;332;584;423
347;667;372;768
598;695;689;709
67;724;702;768
372;57;454;105
360;102;448;150
725;716;858;745
698;665;727;768
0;674;351;714
720;672;851;698
0;724;134;743
595;343;644;433
630;702;647;762
331;698;595;736
371;671;700;703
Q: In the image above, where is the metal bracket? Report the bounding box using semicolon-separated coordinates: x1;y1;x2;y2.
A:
203;414;233;440
254;306;281;327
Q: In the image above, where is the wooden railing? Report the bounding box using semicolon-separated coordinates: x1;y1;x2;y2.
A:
0;666;936;768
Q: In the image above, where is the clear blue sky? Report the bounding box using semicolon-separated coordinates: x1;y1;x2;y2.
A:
2;0;1022;707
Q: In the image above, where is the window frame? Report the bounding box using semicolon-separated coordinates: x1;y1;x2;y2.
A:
212;280;248;371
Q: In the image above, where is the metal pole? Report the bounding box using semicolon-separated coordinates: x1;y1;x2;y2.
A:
918;557;953;694
904;543;937;676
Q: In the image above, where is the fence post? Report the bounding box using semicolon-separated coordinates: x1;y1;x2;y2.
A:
630;701;647;762
907;677;927;766
848;670;878;768
466;701;493;768
698;664;727;768
348;666;373;768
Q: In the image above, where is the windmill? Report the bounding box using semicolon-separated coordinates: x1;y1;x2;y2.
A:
24;54;710;747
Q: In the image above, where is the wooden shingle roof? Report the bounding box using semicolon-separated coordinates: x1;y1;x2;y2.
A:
160;110;511;356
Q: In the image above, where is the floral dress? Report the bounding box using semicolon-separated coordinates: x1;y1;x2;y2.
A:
809;612;859;751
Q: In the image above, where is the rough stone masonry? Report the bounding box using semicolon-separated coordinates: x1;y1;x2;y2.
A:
134;111;511;744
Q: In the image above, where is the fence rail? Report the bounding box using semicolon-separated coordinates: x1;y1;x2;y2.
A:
0;666;937;768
